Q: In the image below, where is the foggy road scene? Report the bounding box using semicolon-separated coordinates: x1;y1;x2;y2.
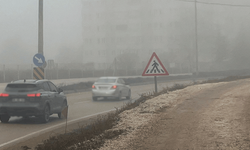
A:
1;0;250;149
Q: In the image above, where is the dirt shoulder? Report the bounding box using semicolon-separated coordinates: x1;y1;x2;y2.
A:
100;78;250;150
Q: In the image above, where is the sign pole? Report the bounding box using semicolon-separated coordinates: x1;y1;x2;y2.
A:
154;76;157;93
62;106;69;134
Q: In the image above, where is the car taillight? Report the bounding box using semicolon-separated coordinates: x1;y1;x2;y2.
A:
0;93;9;97
112;85;117;89
92;85;96;89
27;93;41;97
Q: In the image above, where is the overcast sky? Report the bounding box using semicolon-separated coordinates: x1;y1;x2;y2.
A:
1;0;250;65
0;0;82;64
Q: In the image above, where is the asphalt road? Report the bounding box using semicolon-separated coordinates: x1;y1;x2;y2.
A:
0;78;195;150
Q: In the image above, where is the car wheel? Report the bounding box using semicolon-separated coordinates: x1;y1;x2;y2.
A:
92;97;98;101
40;105;50;123
0;115;10;123
58;101;67;119
126;90;131;100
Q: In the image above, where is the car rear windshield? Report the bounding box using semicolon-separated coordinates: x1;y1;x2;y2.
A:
5;84;38;92
97;79;116;83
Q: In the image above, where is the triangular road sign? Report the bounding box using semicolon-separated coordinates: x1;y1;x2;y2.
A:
142;52;169;76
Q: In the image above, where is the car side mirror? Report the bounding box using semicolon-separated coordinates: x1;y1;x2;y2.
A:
58;88;63;93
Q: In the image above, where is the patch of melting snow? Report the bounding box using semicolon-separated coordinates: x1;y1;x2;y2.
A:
99;82;227;150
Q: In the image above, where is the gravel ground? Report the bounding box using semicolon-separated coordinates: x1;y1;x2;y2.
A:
99;78;250;150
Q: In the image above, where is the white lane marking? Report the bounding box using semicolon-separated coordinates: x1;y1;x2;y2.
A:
0;109;116;148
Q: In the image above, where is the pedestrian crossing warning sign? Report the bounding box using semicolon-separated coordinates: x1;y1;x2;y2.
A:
142;52;169;76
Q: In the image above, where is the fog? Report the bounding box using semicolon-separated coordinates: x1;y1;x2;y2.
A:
0;0;82;64
1;0;250;73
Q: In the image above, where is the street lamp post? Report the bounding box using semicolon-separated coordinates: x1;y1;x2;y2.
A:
194;0;199;75
38;0;43;55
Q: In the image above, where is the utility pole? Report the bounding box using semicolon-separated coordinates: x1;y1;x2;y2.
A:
38;0;43;55
194;0;198;75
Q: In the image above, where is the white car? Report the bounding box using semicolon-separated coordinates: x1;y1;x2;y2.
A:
92;77;131;101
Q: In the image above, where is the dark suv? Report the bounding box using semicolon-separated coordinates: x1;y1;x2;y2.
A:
0;79;68;123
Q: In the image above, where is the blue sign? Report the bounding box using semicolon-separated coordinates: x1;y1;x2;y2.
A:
33;53;45;67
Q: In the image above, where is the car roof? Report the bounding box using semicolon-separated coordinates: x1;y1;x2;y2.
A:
9;79;49;84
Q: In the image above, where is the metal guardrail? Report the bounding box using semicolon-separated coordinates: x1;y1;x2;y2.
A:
0;63;191;83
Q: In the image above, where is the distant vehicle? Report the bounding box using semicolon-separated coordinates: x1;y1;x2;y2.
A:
0;79;68;123
92;77;131;101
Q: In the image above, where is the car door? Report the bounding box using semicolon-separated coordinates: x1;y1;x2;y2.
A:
48;82;61;112
42;82;55;112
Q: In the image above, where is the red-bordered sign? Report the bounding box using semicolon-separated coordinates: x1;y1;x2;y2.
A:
142;52;169;76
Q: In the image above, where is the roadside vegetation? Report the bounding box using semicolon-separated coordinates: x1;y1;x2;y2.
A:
21;75;250;150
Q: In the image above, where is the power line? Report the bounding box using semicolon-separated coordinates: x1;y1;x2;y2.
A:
176;0;250;7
